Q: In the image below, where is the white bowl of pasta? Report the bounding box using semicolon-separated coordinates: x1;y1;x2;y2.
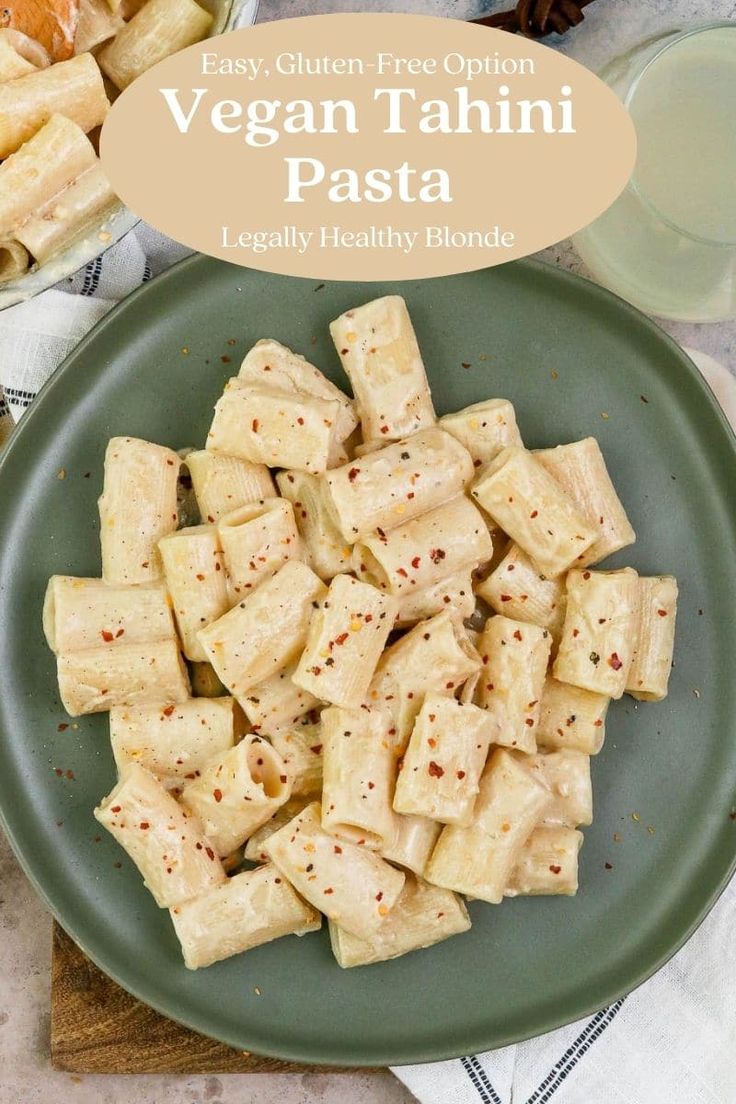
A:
0;0;259;311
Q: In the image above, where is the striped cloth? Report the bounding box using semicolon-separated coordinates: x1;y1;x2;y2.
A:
0;235;734;1104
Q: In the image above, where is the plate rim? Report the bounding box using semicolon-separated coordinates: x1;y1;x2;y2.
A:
1;253;735;1066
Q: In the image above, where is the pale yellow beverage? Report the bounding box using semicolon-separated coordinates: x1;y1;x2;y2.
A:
574;25;736;321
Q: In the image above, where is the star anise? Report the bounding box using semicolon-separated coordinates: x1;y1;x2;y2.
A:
472;0;596;38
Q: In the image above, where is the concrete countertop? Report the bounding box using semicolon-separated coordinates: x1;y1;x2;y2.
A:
1;2;734;1102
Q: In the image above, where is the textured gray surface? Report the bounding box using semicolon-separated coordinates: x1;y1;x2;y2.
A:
1;1;735;1101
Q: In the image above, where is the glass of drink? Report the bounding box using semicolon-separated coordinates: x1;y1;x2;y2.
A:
573;23;736;322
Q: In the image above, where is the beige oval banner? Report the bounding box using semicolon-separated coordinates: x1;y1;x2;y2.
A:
100;13;636;280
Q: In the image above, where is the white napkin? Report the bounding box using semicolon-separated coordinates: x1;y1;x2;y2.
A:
0;235;734;1104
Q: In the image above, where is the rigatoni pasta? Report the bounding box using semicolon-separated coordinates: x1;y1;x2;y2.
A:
330;296;436;443
15;161;116;266
554;567;639;698
264;802;405;940
97;0;212;90
99;436;180;585
45;291;678;971
171;864;321;970
626;575;678;701
94;764;226;907
293;574;397;709
471;446;597;577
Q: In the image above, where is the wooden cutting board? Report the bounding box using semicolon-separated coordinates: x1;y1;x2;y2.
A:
50;922;345;1073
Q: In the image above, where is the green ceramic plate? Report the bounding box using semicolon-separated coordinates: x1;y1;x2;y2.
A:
1;256;735;1066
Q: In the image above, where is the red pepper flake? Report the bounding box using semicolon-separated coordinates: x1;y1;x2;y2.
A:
376;891;383;901
430;548;446;564
397;567;408;578
379;425;389;435
101;629;114;642
54;768;63;777
65;770;75;780
310;744;322;755
205;846;215;861
428;760;444;778
252;419;260;433
213;788;223;803
605;861;613;869
427;736;437;748
115;628;125;638
583;571;591;580
411;556;421;570
657;609;668;617
608;652;623;671
139;821;150;830
549;864;562;874
341;348;349;355
365;614;373;623
310;665;322;676
196;573;205;581
367;781;375;790
525;718;534;727
279;774;288;784
594;719;603;728
572;628;580;638
163;705;175;717
334;844;343;854
513;629;523;641
111;805;121;813
500;594;512;602
57;723;69;732
297;417;305;425
530;509;538;518
456;769;466;780
348;467;360;483
324;887;334;894
335;632;349;646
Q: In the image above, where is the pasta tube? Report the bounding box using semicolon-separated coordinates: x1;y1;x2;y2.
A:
476;615;552;754
186;449;275;523
329;875;470;968
471;446;597;577
368;610;481;751
159;525;229;661
381;814;441;877
320;705;398;850
197;560;327;702
0;52;108;159
393;696;494;826
94;763;226;907
269;723;323;797
475;543;566;640
99;436;180;585
170;863;321;970
74;0;124;54
0;238;28;283
239;338;357;444
97;0;212;90
0;36;37;82
395;569;475;628
240;662;317;733
217;498;302;602
439;399;523;465
240;663;319;736
57;638;189;715
109;697;239;787
0;112;96;234
43;575;174;654
537;677;609;754
207;380;340;475
506;826;583;897
425;748;551;904
324;427;474;543
293;574;397;710
264;802;405;940
353;496;492;597
329;296;436;443
536;438;635;567
523;750;593;827
276;469;353;580
180;735;291;857
626;575;678;701
553;567;639;698
15;162;116;266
